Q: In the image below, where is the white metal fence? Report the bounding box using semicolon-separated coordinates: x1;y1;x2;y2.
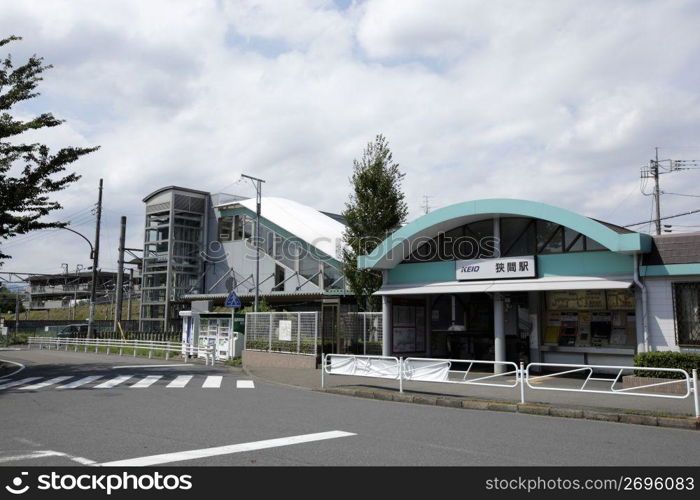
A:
338;312;383;355
321;354;700;417
27;336;216;365
244;312;319;356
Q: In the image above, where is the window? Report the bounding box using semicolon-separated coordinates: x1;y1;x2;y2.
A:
501;218;536;256
565;227;584;252
243;217;254;241
536;220;563;254
218;216;233;241
323;264;343;290
673;283;700;346
299;251;319;281
233;215;243;240
273;264;285;291
259;224;274;255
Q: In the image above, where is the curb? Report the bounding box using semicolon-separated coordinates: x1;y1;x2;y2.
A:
319;387;700;431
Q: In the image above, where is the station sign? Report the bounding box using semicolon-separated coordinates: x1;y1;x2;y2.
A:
456;256;536;281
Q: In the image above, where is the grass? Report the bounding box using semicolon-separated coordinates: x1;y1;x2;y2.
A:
1;301;140;321
223;357;242;367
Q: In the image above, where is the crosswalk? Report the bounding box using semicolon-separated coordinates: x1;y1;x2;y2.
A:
0;374;254;391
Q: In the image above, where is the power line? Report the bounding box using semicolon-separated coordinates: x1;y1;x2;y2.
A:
639;147;700;235
624;207;700;228
661;192;700;198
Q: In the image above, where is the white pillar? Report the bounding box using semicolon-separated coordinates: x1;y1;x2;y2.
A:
382;295;392;357
494;292;506;374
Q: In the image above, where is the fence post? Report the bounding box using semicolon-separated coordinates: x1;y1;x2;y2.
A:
321;353;325;389
399;357;404;393
149;341;153;359
693;369;699;419
297;312;301;355
519;362;526;405
363;315;367;356
314;312;318;357
268;314;273;352
166;349;170;361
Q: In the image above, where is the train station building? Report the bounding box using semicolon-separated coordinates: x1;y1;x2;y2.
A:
358;199;700;367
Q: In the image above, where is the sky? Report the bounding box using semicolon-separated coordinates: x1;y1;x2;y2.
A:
2;0;700;277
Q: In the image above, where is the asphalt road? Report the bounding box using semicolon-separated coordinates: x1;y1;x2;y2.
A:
0;349;698;467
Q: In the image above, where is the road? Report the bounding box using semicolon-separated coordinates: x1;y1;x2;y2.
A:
0;349;698;467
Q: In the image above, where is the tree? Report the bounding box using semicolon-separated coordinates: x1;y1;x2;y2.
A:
342;134;408;311
0;285;23;314
0;35;99;261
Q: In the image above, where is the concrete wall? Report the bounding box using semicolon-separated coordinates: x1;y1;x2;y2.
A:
242;349;317;369
645;276;700;354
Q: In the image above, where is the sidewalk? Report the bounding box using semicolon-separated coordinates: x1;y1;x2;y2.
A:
245;365;700;430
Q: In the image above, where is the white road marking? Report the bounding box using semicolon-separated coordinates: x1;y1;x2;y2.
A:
236;380;255;389
97;430;357;467
20;376;73;390
166;375;193;388
113;364;194;369
202;376;222;388
94;375;133;389
0;358;26;379
131;375;162;388
0;377;42;390
57;375;103;389
0;450;97;465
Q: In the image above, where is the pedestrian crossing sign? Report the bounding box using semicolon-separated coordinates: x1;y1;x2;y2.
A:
225;291;241;308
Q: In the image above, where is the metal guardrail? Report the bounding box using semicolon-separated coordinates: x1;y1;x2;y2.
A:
320;354;700;418
525;362;692;399
27;337;216;366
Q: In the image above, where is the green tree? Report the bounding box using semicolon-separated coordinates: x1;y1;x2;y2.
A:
342;134;408;311
0;35;99;261
0;285;23;314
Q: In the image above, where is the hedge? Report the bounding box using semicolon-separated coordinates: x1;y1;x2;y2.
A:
633;351;700;379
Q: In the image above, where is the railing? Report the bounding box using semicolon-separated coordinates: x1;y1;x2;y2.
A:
525;362;692;400
403;357;520;388
244;312;319;356
322;354;402;391
320;354;700;418
27;337;216;366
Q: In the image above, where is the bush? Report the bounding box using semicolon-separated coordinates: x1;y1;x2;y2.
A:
633;351;700;379
245;338;318;355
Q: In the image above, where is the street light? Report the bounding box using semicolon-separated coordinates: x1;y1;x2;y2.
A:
240;174;265;312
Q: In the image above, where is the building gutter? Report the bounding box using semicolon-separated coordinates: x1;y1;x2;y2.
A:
633;253;649;352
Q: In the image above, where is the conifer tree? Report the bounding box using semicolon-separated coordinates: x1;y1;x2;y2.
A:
342;134;408;311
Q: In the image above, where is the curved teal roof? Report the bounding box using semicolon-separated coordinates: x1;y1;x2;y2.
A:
358;199;652;270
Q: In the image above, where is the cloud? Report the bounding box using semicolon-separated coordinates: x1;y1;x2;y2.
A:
1;0;700;274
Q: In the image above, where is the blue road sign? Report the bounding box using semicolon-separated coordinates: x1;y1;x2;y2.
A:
225;291;242;308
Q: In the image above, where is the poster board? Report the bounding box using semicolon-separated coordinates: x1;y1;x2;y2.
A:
546;290;606;311
278;320;292;342
544;312;561;345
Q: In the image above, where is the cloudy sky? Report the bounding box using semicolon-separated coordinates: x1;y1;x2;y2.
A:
2;0;700;275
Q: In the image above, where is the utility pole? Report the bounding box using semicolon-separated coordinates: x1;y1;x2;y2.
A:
114;216;126;333
641;148;700;236
653;148;661;236
87;178;103;338
240;174;265;312
421;195;432;215
14;292;20;341
127;267;134;321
